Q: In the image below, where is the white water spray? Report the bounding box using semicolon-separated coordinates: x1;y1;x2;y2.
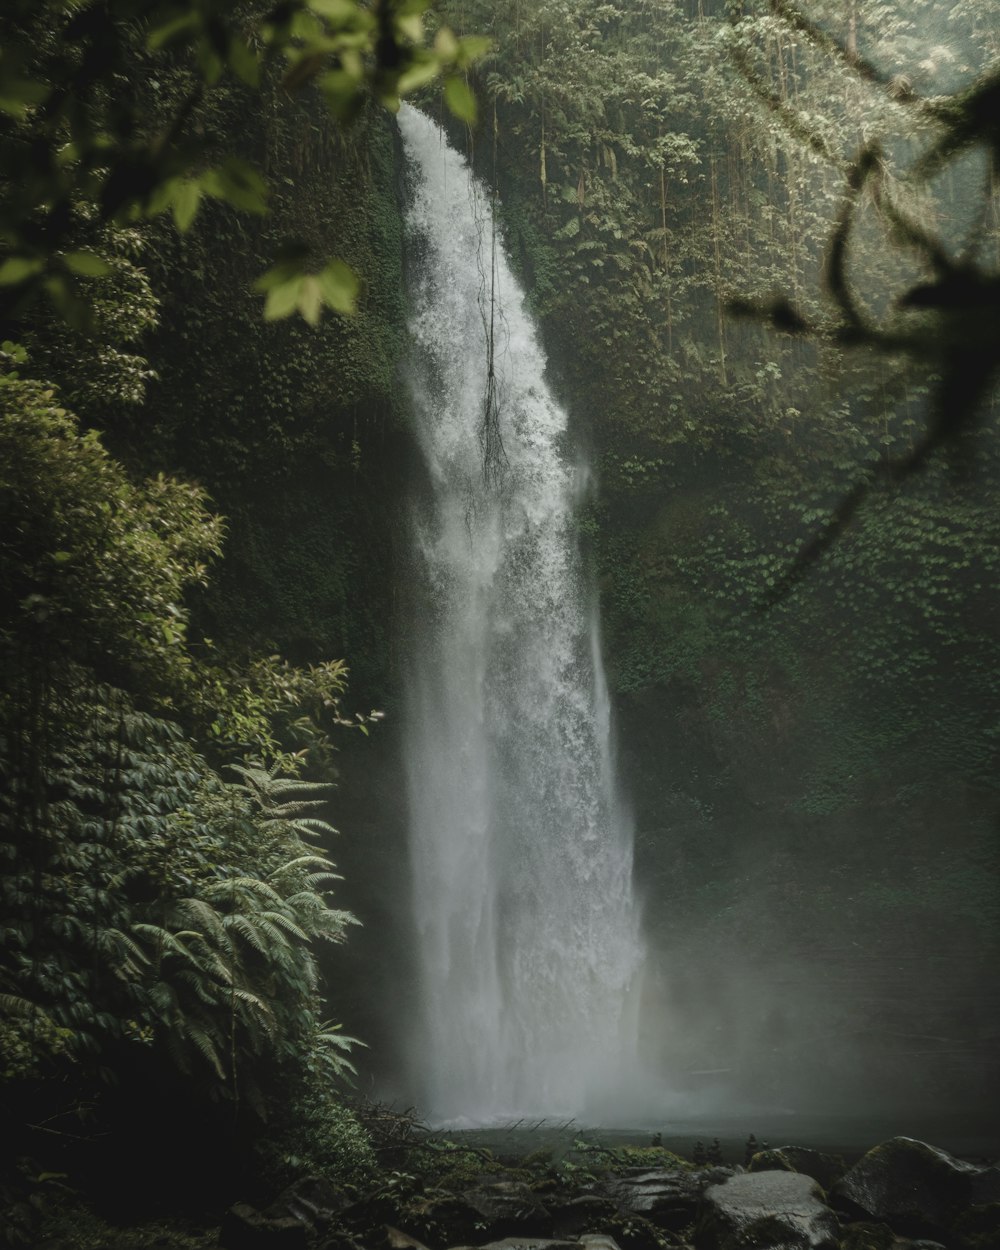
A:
399;105;644;1125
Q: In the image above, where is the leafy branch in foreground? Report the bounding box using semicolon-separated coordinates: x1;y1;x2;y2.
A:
727;2;1000;602
0;0;489;328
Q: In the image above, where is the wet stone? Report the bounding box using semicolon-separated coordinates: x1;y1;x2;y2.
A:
832;1137;1000;1241
604;1169;706;1231
748;1147;846;1192
699;1169;839;1250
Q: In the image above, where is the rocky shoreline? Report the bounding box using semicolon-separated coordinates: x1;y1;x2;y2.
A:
220;1134;1000;1250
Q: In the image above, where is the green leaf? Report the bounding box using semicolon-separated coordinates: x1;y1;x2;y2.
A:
0;59;49;117
202;160;267;214
0;82;48;116
44;276;93;332
396;55;439;96
443;75;477;124
172;180;203;231
147;13;199;53
298;275;323;326
317;259;358;315
309;0;365;22
456;36;492;68
63;251;111;278
320;69;364;120
0;256;45;286
228;37;260;88
396;12;424;42
254;244;311;296
434;28;460;60
263;276;305;321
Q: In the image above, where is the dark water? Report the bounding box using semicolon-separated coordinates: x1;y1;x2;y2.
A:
432;1113;1000;1165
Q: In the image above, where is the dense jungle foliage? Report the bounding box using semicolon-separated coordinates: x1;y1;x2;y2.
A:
0;0;480;1222
1;0;999;1237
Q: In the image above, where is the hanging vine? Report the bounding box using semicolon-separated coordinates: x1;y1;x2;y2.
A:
476;96;509;490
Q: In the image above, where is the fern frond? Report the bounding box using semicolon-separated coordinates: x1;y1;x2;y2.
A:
175;897;227;942
0;992;46;1019
223;914;268;955
132;923;201;967
231;987;268;1011
175;968;225;1005
286;817;339;838
261;780;336;803
103;927;150;967
248;915;293;951
262;799;330;820
184;1021;226;1079
268;854;334;877
206;877;285;907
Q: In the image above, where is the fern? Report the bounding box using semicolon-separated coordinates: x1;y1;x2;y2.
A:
1;668;361;1122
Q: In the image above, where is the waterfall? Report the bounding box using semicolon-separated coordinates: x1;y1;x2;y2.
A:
399;105;645;1125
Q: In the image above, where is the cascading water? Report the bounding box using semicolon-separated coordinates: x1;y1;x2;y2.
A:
399;105;645;1125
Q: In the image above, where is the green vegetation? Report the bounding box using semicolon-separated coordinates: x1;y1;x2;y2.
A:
0;0;462;1218
0;0;487;328
2;0;999;1235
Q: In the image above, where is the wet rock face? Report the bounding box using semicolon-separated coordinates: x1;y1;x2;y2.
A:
604;1166;734;1232
748;1147;846;1192
831;1137;1000;1240
698;1170;840;1250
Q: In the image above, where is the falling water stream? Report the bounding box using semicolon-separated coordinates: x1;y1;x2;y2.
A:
399;106;645;1126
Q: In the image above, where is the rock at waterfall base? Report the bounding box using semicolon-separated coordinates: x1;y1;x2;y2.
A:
460;1181;550;1233
541;1192;621;1237
749;1147;847;1192
605;1166;734;1232
698;1169;840;1249
219;1202;309;1250
221;1178;354;1250
445;1236;623;1250
831;1136;1000;1241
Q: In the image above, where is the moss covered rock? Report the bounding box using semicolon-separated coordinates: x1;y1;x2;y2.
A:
748;1147;846;1192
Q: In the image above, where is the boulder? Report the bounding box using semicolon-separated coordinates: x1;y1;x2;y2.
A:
445;1239;580;1250
220;1201;309;1250
446;1238;622;1250
460;1181;549;1233
396;1182;549;1249
397;1192;489;1247
831;1137;1000;1241
748;1148;845;1192
268;1176;351;1234
385;1229;436;1250
698;1169;839;1249
604;1168;707;1231
577;1237;624;1250
953;1200;1000;1249
836;1225;946;1250
836;1223;896;1250
540;1192;620;1237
